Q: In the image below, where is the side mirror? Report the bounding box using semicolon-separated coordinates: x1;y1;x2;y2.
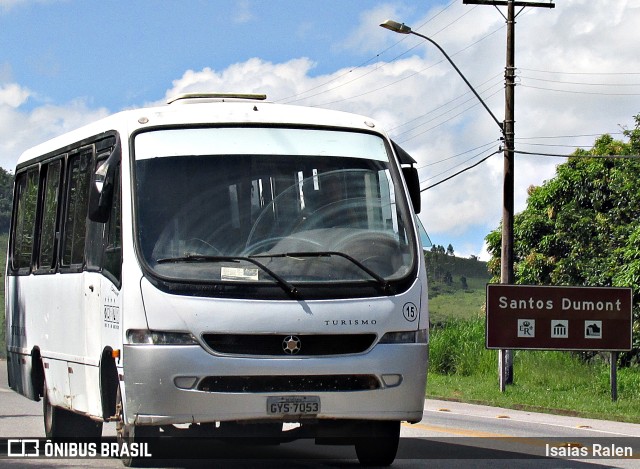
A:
402;166;421;214
88;136;121;223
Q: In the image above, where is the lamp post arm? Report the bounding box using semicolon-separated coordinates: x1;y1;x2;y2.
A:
410;30;504;132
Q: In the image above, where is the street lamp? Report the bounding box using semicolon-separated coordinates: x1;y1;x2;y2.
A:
381;19;515;390
379;20;503;132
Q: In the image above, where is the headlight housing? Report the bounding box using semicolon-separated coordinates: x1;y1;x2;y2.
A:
127;329;198;345
379;329;428;344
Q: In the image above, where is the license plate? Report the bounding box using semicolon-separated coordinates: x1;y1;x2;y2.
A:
267;396;320;416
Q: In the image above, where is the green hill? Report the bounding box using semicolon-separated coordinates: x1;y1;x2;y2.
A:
425;251;491;323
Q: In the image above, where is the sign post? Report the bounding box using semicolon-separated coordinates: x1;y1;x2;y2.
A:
486;285;633;400
610;351;618;402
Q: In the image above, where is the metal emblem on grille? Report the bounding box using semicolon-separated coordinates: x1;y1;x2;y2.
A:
282;336;302;355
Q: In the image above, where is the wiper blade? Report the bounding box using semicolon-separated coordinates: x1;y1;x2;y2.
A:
251;251;393;294
157;254;239;264
156;254;298;298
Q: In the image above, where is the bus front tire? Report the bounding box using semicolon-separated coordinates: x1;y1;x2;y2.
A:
354;420;400;467
116;386;156;467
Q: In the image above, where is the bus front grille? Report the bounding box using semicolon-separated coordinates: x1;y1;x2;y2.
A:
202;333;376;356
197;375;381;393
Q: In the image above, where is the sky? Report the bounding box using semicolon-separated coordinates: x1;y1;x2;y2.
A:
1;0;639;260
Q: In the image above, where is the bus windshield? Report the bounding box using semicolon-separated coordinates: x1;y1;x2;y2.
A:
134;127;416;293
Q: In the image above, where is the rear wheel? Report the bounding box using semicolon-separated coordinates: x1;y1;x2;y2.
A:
43;384;103;439
354;420;400;467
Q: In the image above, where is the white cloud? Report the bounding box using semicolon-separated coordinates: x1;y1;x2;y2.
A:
233;0;255;24
2;0;638;256
165;58;320;105
341;3;415;55
156;0;640;255
0;94;108;170
0;0;26;11
0;83;30;108
0;0;62;13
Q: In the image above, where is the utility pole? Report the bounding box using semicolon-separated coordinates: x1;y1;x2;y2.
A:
463;0;554;391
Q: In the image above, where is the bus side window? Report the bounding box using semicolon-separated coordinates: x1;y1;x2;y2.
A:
11;168;39;273
37;159;63;272
103;164;122;285
61;148;93;268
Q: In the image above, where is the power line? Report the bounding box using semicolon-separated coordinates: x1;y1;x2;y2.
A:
390;72;503;132
520;84;640;96
418;4;478;38
416;140;498;169
414;143;640;194
517;142;598;149
515;132;624;140
514;149;640;158
313;24;504;108
421;145;501;183
519;67;640;76
519;75;640;87
275;0;463;105
397;87;503;143
420;149;501;191
410;122;635;164
276;34;422;105
413;0;459;31
393;81;503;139
289;8;505;108
312;56;441;107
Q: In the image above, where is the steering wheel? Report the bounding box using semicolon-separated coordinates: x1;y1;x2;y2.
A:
336;232;403;275
243;236;323;256
185;237;222;255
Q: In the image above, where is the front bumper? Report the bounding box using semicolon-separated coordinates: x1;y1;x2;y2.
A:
122;343;428;426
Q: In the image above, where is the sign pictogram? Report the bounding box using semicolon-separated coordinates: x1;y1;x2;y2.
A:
585;321;603;339
551;320;568;338
517;319;535;338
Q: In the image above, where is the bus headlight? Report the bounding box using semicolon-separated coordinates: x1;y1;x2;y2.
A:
127;329;199;345
379;330;428;344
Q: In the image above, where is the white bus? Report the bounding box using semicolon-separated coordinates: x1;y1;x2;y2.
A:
5;93;428;466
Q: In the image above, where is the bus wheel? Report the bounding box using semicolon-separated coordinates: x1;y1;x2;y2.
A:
43;385;103;439
354;420;400;467
115;386;156;467
43;384;69;438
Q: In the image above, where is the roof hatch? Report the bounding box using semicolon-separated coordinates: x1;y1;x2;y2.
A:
167;93;267;104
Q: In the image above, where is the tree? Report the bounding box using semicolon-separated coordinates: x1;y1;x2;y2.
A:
485;114;640;362
446;244;454;256
0;167;13;233
431;244;446;255
443;271;453;286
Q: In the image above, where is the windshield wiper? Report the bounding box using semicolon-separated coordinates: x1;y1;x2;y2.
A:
250;251;393;294
156;254;298;298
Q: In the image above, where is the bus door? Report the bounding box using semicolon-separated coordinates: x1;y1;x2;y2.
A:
85;151;123;417
57;147;96;412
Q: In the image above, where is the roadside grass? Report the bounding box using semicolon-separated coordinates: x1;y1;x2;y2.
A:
427;315;640;423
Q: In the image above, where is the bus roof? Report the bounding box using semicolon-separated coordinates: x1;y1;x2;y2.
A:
16;97;391;167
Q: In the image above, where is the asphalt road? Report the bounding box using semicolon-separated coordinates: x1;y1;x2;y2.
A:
1;359;639;468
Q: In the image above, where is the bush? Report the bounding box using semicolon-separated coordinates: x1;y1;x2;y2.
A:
429;316;495;376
